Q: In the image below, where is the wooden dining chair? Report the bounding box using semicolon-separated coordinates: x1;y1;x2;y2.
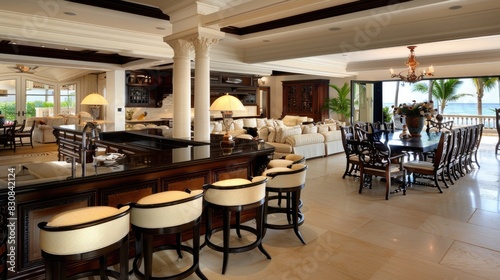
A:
403;132;452;193
15;120;36;148
358;136;406;200
426;120;453;133
340;126;360;178
0;120;17;152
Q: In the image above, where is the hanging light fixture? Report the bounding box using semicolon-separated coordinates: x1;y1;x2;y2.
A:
390;46;434;83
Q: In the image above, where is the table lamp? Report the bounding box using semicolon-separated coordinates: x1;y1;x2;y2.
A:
81;93;108;120
209;93;246;154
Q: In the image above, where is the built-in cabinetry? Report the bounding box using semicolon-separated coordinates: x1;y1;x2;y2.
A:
282;79;329;122
126;70;172;108
209;71;259;105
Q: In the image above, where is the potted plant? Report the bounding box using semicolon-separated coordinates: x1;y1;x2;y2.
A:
323;82;351;122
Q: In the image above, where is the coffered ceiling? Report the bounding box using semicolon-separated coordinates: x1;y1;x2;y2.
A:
0;0;499;81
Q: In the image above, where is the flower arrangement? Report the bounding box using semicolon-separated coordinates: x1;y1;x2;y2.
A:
392;100;436;119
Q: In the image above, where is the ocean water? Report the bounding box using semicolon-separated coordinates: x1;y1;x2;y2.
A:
383;103;499;116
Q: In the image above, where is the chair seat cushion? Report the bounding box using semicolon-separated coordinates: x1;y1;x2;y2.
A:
403;161;434;171
47;206;126;227
137;190;191;205
267;159;294;168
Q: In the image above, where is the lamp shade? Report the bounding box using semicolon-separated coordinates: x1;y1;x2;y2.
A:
209;93;245;112
81;93;108;105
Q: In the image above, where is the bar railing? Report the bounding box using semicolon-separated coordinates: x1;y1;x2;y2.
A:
440;114;498;130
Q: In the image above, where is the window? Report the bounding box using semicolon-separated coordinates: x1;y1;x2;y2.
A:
26;80;55;117
60;83;76;115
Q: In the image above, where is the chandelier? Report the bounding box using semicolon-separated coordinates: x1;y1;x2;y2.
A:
390;46;434;83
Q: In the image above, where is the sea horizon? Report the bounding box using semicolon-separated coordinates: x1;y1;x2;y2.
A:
384;102;500;116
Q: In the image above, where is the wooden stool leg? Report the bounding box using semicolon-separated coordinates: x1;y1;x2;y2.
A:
292;191;306;245
256;204;271;259
222;208;231;274
120;235;129;280
144;234;154;278
176;232;182;259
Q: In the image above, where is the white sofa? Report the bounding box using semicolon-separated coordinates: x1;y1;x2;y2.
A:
210;116;344;159
29;112;94;143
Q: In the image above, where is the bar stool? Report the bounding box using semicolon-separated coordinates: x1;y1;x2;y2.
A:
262;164;308;244
130;189;206;280
203;176;271;274
267;154;305;168
38;205;131;280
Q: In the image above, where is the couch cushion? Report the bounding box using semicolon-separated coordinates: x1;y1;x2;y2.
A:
285;133;324;147
256;118;267;129
302;124;318;134
233;119;244;130
243;118;257;128
45;116;65;126
65;115;80;125
266;142;293;154
276;126;302;143
321;130;342;142
282;115;299;126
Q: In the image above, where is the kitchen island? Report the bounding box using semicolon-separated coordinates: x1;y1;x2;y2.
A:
0;124;274;280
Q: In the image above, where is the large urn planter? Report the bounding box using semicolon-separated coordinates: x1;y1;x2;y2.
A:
405;116;425;137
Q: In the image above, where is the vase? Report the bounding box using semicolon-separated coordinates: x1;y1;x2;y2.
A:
405;116;425;137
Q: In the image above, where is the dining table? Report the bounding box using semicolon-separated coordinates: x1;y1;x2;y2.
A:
387;130;442;159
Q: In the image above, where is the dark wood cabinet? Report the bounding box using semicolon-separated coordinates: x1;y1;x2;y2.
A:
126;70;172;108
282;79;329;122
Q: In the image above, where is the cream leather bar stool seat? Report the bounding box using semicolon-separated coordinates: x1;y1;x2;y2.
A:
267;154;305;168
203;176;271;274
130;189;206;280
262;164;308;244
38;205;131;280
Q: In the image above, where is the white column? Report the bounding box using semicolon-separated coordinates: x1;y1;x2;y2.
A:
167;39;193;139
192;36;219;141
105;70;126;131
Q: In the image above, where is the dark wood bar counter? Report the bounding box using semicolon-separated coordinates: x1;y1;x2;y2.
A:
0;124;274;280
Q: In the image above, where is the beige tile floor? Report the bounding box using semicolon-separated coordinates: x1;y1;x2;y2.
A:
96;136;500;280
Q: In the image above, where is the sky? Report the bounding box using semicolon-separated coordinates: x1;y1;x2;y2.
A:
382;79;500;104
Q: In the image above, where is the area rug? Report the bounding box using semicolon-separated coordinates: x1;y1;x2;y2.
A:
0;151;59;166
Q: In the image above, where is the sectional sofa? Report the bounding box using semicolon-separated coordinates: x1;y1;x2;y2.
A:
210;115;345;159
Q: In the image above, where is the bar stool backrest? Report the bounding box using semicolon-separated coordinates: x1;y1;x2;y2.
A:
131;190;204;229
39;205;130;255
264;164;307;189
204;176;267;206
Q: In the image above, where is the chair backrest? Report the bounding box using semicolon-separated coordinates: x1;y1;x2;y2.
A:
358;138;392;171
427;120;453;133
433;132;452;170
384;122;395;132
204;176;267;206
16;119;26;132
264;164;307;189
447;129;461;163
284;154;306;164
340;126;357;157
38;205;130;255
131;189;204;229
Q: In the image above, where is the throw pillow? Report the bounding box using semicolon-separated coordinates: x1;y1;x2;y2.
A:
302;124;318;134
267;126;276;142
256;118;267;129
212;122;223;133
276;126;302;143
233;119;244;130
317;123;328;133
243;118;257;128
